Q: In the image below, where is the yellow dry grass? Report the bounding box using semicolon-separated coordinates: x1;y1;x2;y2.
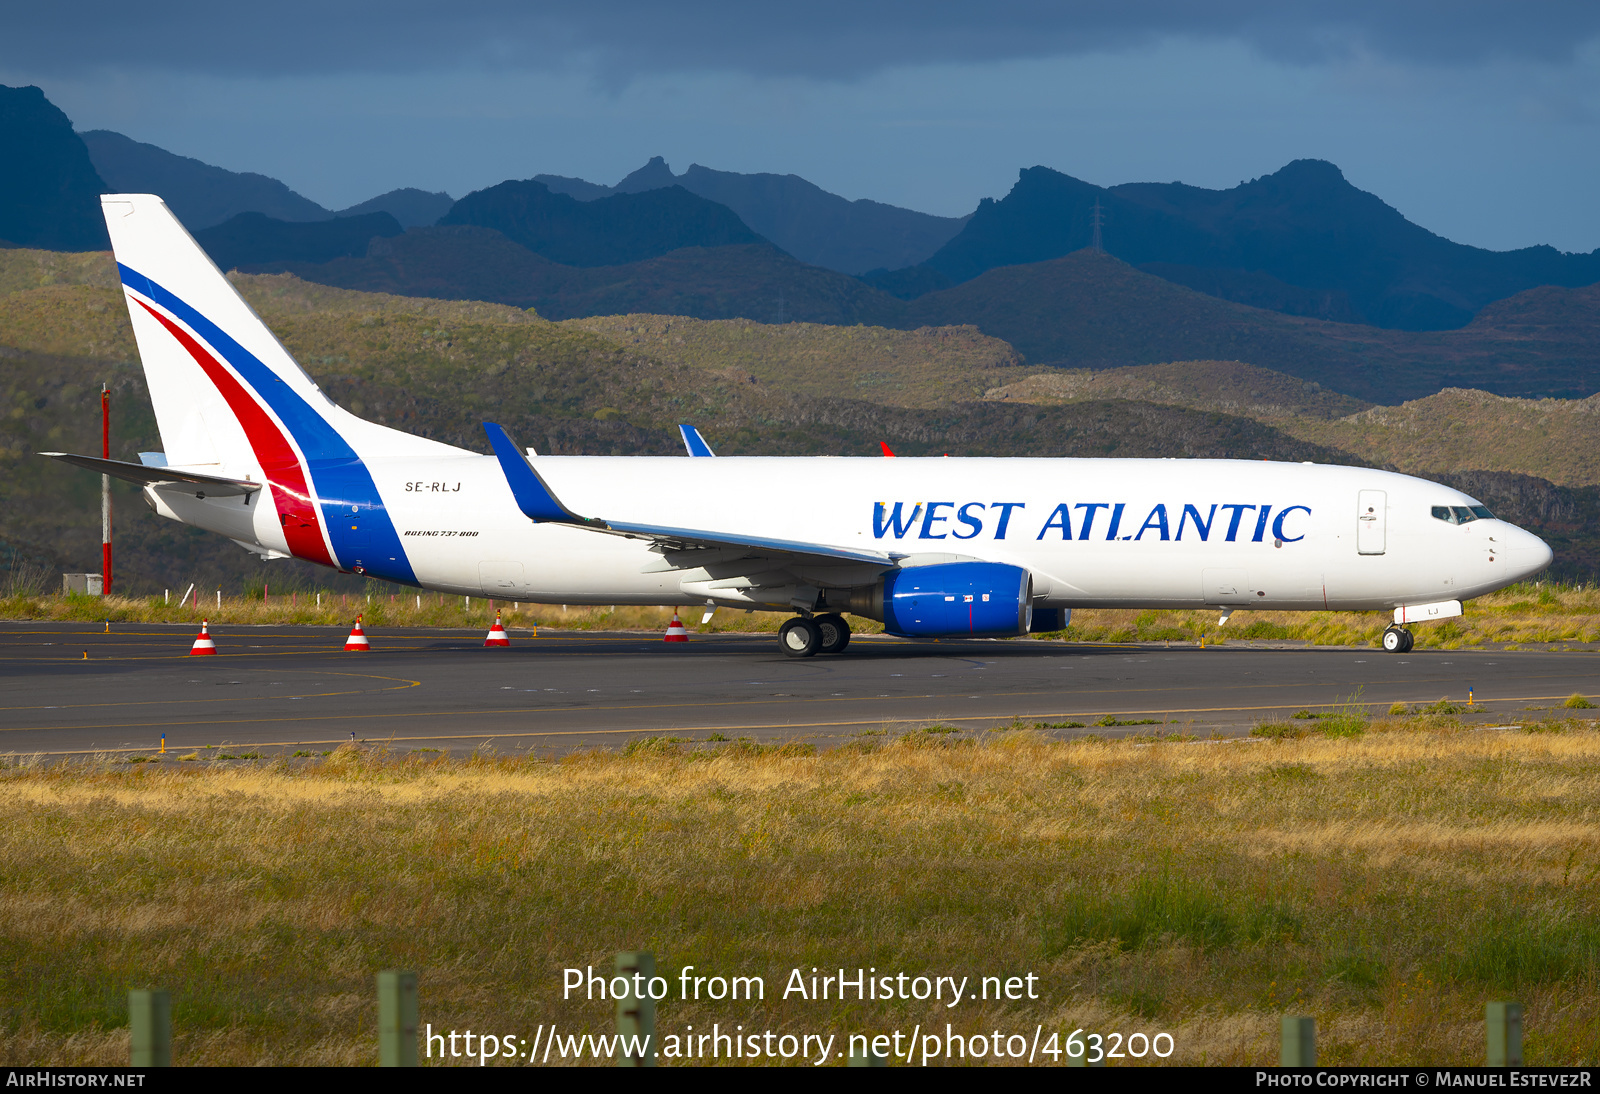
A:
0;594;868;636
2;722;1598;1066
6;582;1596;649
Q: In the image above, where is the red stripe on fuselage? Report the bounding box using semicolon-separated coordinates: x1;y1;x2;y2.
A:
134;298;335;567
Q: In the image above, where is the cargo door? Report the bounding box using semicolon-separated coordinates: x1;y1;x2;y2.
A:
342;505;374;570
1357;490;1386;555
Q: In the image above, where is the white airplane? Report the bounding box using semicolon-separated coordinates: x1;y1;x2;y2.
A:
47;194;1553;658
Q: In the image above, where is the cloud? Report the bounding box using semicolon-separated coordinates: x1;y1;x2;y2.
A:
6;1;1599;82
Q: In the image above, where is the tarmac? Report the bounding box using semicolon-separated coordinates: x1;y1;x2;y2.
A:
1;622;1594;760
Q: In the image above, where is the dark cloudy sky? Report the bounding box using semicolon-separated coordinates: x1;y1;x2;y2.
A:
4;2;1597;251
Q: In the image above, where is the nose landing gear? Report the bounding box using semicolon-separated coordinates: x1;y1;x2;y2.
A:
1382;625;1414;653
778;614;852;657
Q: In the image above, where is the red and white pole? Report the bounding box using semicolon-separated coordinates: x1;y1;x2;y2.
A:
101;383;111;595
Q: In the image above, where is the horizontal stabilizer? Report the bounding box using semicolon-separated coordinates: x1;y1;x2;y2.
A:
40;452;261;497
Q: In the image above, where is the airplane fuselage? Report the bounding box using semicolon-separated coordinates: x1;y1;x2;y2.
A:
89;192;1554;655
146;453;1548;613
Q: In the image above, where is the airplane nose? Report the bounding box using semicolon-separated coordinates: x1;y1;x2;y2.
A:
1503;525;1554;581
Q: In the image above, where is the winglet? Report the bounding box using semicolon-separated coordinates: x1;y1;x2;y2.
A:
483;422;604;526
679;424;716;457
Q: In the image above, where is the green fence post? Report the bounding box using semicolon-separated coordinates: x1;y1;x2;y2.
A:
1280;1016;1315;1066
1487;1002;1523;1066
377;970;419;1067
615;951;656;1067
129;989;170;1067
848;1043;888;1066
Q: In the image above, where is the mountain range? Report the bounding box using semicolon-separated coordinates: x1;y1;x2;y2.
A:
873;160;1600;332
0;86;108;251
537;156;969;275
5;81;1599;406
246;234;1600;403
80;129;454;229
437;179;760;266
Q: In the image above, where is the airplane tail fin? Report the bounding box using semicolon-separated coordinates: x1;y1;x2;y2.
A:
100;194;455;470
101;194;343;469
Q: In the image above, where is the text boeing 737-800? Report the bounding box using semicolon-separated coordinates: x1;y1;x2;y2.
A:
45;194;1552;657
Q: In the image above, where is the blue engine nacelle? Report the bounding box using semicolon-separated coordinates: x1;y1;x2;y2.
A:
880;562;1032;638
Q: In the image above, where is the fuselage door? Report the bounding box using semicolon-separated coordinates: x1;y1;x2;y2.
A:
1357;490;1386;555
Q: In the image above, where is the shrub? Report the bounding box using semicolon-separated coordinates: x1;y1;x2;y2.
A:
1252;721;1308;740
1564;694;1595;710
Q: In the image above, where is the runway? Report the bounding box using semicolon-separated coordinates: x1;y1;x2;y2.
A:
0;622;1594;759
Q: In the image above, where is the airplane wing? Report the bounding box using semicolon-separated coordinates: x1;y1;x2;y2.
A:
40;452;262;497
678;424;716;457
483;422;903;568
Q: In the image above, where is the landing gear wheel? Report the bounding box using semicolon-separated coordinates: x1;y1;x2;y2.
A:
1382;625;1412;653
779;617;821;658
1399;628;1414;652
814;613;851;654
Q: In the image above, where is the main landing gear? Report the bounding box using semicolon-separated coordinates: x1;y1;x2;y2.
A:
779;613;851;658
1382;625;1414;653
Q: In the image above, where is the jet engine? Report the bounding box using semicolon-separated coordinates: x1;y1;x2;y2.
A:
862;561;1033;637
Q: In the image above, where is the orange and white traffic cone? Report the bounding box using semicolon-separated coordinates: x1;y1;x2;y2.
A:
344;615;370;651
484;613;510;647
189;620;217;656
663;612;689;643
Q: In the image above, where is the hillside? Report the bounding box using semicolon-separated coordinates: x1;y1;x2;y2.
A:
987;363;1600;489
4;252;1597;583
539;156;967;274
0;85;108;251
0;247;120;296
334;188;455;227
562;314;1023;408
255;228;904;324
0;261;1373;592
438;180;761;267
899;249;1600;403
255;230;1600;403
902;160;1600;331
194;211;404;271
80;129;332;229
1285;390;1600;490
984;360;1371;420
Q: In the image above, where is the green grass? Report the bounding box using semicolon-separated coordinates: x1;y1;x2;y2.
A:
4;586;1599;652
3;721;1599;1065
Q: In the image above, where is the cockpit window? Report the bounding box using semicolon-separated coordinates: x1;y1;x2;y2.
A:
1431;505;1495;525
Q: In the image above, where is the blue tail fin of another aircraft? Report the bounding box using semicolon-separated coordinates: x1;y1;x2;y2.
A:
679;424;716;457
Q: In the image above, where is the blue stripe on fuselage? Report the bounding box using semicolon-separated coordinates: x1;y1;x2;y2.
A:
118;264;417;584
